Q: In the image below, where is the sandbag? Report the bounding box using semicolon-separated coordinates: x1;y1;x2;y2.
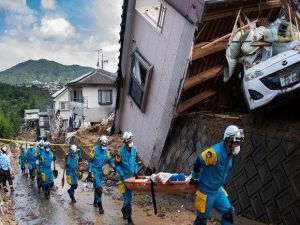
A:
223;31;243;82
241;29;259;55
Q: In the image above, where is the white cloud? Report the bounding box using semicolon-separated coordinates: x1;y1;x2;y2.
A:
0;38;118;73
85;0;122;42
33;18;76;39
41;0;56;10
0;0;27;13
0;0;122;74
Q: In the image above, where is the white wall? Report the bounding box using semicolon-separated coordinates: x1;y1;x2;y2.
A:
53;90;69;120
70;85;116;123
116;2;195;167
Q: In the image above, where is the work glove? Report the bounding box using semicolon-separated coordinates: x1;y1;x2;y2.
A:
189;178;197;186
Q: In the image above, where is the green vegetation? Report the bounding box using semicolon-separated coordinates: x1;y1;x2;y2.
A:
0;59;94;85
0;82;50;138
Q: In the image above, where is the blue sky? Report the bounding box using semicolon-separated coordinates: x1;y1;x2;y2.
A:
0;0;122;72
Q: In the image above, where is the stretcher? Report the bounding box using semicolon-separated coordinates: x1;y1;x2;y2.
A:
123;176;196;194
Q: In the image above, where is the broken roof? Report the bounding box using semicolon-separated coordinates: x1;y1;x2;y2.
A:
67;69;117;86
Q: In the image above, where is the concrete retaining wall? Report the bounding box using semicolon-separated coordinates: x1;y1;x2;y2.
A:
158;112;300;225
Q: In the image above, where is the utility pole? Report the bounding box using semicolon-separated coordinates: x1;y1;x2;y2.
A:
95;49;108;70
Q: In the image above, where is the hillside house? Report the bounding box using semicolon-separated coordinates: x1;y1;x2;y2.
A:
24;109;39;128
50;69;117;130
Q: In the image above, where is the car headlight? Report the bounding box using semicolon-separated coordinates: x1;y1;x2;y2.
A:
244;70;264;81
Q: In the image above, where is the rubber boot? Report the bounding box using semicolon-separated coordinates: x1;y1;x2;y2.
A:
3;187;8;193
10;186;14;192
93;199;98;207
128;216;135;225
71;196;76;203
98;202;104;214
121;207;127;219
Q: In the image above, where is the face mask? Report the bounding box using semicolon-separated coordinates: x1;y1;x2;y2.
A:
46;148;50;152
41;146;44;150
101;146;107;150
128;142;134;148
232;145;240;155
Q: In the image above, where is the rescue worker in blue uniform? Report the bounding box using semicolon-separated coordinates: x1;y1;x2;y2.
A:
115;131;138;225
36;139;45;193
190;125;244;225
39;142;56;199
87;135;115;214
0;147;14;192
27;143;38;181
65;144;82;203
19;144;27;175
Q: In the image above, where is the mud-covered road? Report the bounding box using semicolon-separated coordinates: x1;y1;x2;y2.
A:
9;158;197;225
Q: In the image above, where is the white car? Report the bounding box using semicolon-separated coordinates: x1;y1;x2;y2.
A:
242;49;300;110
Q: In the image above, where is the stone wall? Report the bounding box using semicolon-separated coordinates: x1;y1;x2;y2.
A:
158;112;300;225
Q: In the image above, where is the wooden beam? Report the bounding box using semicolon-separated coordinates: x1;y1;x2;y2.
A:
183;65;224;91
251;41;272;46
192;41;227;60
177;89;216;113
200;19;258;50
280;0;300;25
205;0;281;21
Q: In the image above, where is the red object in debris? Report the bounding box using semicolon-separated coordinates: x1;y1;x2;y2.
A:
123;177;196;194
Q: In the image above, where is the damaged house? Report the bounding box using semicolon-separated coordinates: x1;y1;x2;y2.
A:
114;0;300;224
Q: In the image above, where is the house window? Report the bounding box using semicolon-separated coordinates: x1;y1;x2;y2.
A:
60;101;69;111
70;87;83;102
98;90;113;105
128;50;153;113
135;1;166;31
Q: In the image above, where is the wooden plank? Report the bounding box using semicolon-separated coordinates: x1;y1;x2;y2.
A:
200;19;258;50
177;89;216;113
192;41;227;60
251;41;272;46
205;0;281;21
280;0;300;25
182;65;224;91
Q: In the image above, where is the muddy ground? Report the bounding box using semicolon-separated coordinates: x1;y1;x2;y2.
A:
0;126;266;225
0;145;206;225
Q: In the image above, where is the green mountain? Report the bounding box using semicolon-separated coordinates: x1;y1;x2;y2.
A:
0;59;94;84
0;82;50;138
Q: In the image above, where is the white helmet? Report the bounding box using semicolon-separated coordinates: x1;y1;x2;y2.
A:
71;144;77;152
122;131;133;143
2;146;7;153
39;139;44;146
223;125;244;142
99;135;108;146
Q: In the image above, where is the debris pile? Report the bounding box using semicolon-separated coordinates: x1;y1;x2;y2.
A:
224;16;300;82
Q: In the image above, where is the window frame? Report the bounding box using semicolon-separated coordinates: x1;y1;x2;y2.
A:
98;89;113;105
59;101;69;111
70;87;83;103
128;50;153;113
